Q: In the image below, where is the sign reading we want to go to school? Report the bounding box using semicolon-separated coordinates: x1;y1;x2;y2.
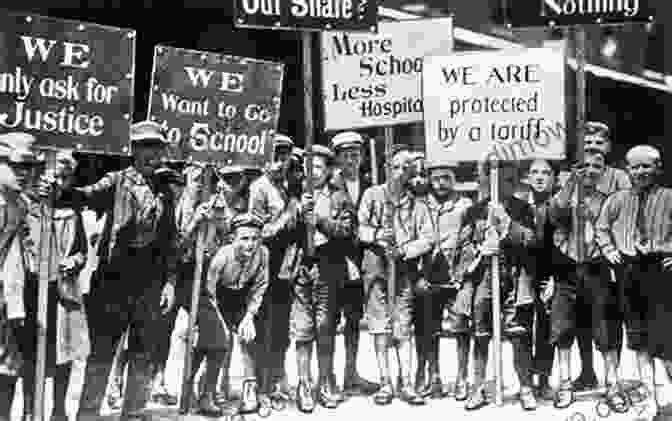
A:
148;45;284;167
321;18;453;131
423;47;567;163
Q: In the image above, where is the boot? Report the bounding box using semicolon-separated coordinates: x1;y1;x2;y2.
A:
329;373;345;403
198;392;224;417
239;379;259;414
316;380;339;409
465;385;488;411
373;379;394;406
398;383;426;406
454;379;469;401
296;380;315;414
343;373;379;396
519;386;538;411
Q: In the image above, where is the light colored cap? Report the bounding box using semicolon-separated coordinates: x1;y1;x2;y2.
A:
291;147;305;161
585;121;610;141
130;121;168;145
311;144;334;161
56;149;77;170
218;165;246;175
626;145;661;163
273;133;294;150
0;132;41;164
330;131;363;151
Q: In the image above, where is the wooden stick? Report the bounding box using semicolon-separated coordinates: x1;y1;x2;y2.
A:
383;127;397;333
179;166;212;414
369;135;378;186
574;27;587;264
302;31;315;258
490;159;503;407
33;153;55;421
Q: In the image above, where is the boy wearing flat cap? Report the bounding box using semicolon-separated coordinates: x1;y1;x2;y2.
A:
455;161;539;411
569;122;631;391
596;145;672;419
358;148;433;406
38;121;179;421
291;145;355;412
248;133;301;404
419;160;473;400
0;133;47;421
329;131;379;397
196;213;269;415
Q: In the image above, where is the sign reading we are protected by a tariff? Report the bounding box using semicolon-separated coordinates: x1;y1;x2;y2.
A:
321;18;453;131
148;45;284;167
0;10;135;154
423;47;566;164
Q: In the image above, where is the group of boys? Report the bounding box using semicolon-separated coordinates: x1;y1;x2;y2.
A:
1;118;672;421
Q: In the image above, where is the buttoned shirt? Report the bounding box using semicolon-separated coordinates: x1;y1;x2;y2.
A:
313;184;356;248
248;174;295;241
206;243;269;318
595;185;672;257
549;185;607;262
0;189;29;320
426;194;472;264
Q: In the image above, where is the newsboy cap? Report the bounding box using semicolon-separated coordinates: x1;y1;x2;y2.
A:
130;121;169;146
330;131;363;151
231;213;264;231
0;132;42;164
311;144;334;161
273;134;294;150
585;121;610;141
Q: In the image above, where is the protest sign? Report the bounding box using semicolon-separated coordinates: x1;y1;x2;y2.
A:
321;18;453;131
423;47;567;163
0;11;135;154
148;45;284;167
234;0;378;32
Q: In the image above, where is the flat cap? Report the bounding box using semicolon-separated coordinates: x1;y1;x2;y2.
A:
218;165;246;176
291;147;305;162
330;131;363;151
626;145;661;163
585;121;610;140
0;132;41;164
55;149;77;170
273;134;294;150
311;144;334;161
426;158;457;170
231;212;264;231
130;121;169;146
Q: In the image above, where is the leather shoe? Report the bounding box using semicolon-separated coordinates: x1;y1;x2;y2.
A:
198;392;224;417
572;373;598;392
519;387;538;411
329;374;346;403
465;386;488;410
373;381;394;406
419;377;446;399
296;380;315;414
537;377;555;401
399;385;426;406
239;379;260;414
454;380;469;401
553;382;575;409
344;374;379;396
317;382;340;409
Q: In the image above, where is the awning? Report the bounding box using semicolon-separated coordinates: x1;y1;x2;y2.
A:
378;6;672;94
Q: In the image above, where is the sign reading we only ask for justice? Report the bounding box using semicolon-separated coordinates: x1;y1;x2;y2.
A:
0;11;135;154
148;46;284;166
423;48;566;163
321;18;453;131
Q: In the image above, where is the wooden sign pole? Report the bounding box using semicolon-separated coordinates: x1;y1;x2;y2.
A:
490;159;503;407
369;136;379;186
33;153;56;421
179;165;212;414
574;27;587;264
383;127;397;336
302;31;315;257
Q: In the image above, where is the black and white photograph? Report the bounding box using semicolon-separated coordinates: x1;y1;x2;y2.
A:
0;1;671;421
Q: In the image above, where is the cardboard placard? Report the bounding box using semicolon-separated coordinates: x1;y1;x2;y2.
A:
504;0;655;28
423;47;567;163
0;11;135;154
234;0;378;33
321;18;453;131
148;45;284;167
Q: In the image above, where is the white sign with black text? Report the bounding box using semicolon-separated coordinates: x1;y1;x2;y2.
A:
423;47;566;163
321;18;453;131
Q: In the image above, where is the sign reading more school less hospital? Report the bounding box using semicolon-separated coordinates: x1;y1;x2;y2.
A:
234;0;378;32
505;0;655;28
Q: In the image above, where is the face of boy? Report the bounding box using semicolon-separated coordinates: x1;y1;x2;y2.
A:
628;156;658;190
234;226;261;260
